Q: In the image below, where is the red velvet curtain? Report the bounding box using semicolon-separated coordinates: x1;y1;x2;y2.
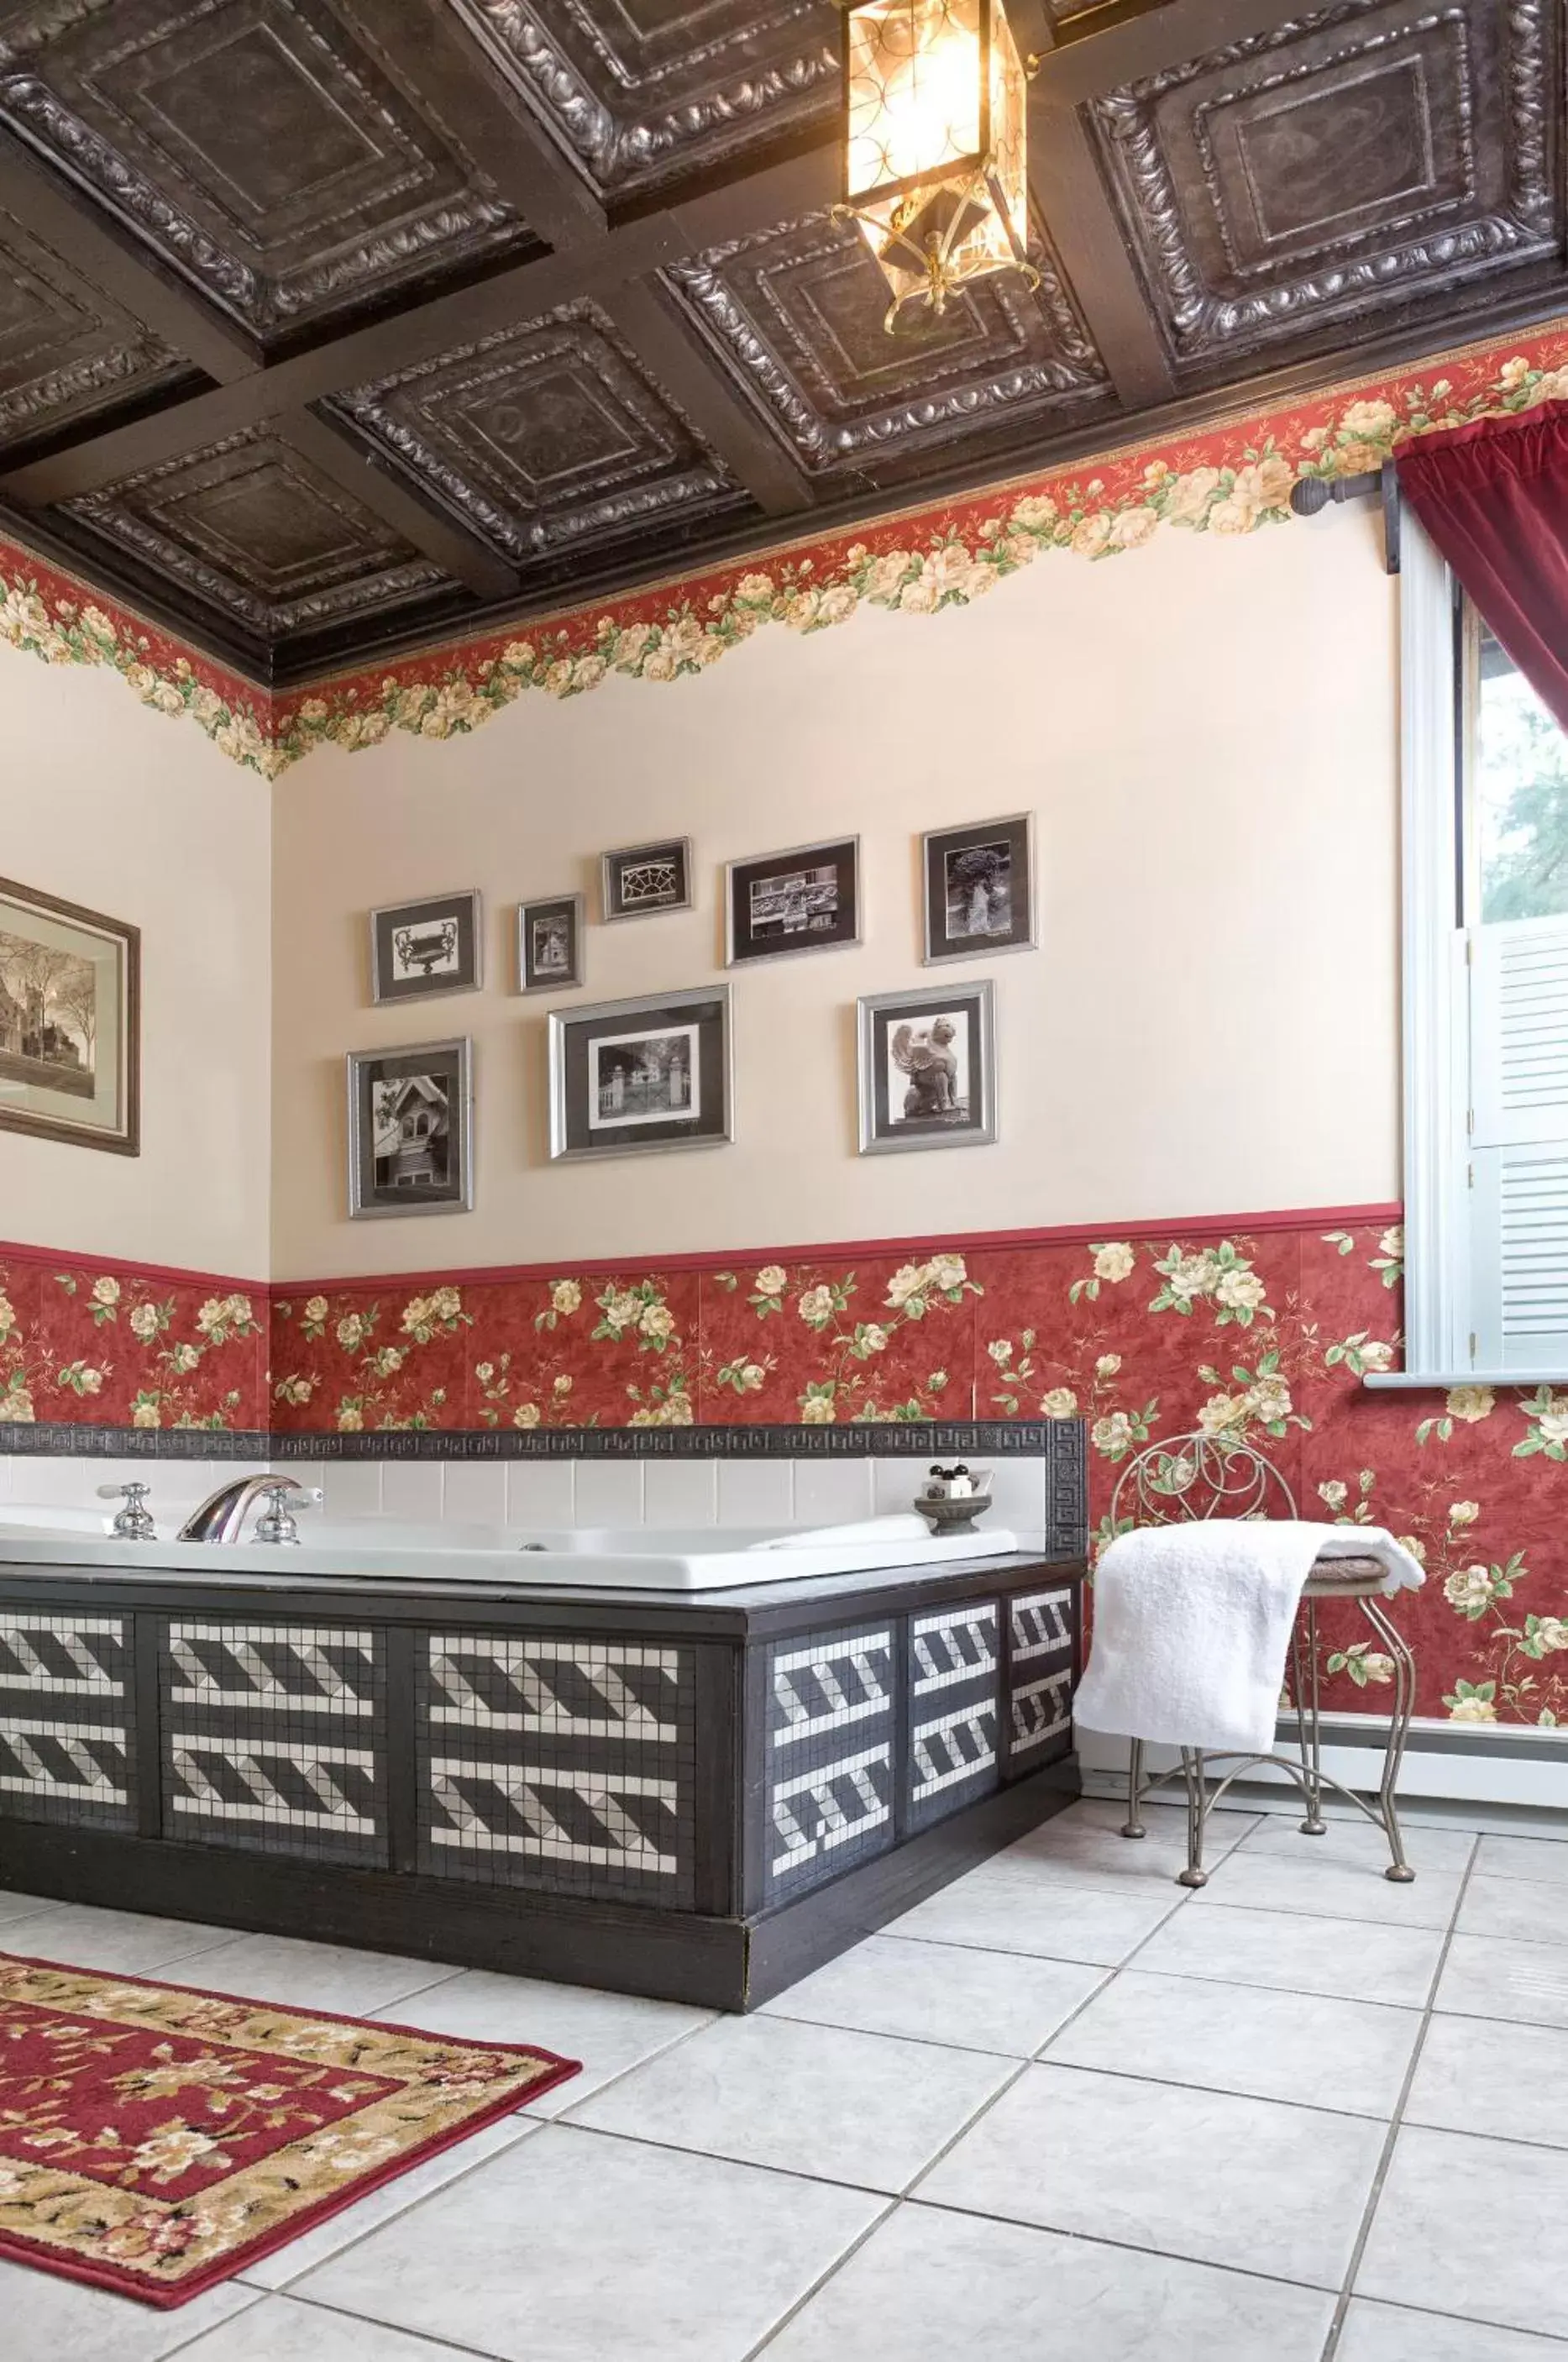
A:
1397;398;1568;737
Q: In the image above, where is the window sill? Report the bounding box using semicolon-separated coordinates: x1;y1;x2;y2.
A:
1361;1372;1568;1390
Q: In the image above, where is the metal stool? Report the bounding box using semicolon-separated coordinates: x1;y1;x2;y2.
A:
1110;1433;1418;1887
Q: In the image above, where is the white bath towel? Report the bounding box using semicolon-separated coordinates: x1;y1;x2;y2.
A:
1073;1521;1424;1756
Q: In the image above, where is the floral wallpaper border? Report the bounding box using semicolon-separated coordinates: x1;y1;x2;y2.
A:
5;323;1568;778
3;1210;1566;1730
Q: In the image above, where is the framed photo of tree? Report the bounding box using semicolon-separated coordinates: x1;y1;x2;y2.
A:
0;877;139;1155
921;814;1036;962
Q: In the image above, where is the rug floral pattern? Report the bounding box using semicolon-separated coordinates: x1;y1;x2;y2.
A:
0;1953;574;2305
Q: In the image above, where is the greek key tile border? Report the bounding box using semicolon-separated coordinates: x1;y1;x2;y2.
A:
0;1419;1062;1460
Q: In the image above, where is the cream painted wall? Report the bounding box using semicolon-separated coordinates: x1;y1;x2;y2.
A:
1;655;270;1276
272;504;1400;1278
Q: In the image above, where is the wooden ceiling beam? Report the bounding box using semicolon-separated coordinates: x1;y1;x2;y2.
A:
1031;0;1312;102
596;281;815;517
277;411;520;601
0;129;259;386
332;0;610;251
1027;94;1176;408
0;215;694;508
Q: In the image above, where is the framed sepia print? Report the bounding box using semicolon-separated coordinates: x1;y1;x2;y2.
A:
921;813;1036;962
518;893;585;993
0;876;139;1156
370;890;482;1004
857;979;996;1155
725;837;860;965
600;837;693;922
347;1037;474;1218
548;985;732;1162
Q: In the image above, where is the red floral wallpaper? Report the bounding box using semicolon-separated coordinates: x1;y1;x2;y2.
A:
0;1252;265;1432
6;1211;1565;1730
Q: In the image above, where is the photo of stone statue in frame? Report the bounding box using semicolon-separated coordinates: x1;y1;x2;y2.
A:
921;814;1035;963
370;890;482;1005
857;980;996;1154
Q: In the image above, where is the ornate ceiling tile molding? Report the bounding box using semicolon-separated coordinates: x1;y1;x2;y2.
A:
59;426;448;634
0;201;188;447
451;0;837;195
330;298;746;567
0;0;537;338
5;316;1568;777
1088;0;1558;365
668;212;1109;473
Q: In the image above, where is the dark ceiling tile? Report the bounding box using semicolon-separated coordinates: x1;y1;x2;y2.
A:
56;427;452;635
667;211;1112;477
328;297;750;568
0;199;192;448
0;0;543;342
449;0;838;197
1087;0;1560;370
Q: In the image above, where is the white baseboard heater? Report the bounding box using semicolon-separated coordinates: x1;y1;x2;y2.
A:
1077;1716;1568;1816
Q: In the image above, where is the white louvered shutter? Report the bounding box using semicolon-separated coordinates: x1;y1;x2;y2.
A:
1469;912;1568;1368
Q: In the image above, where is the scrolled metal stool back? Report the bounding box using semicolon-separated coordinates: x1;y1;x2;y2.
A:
1109;1431;1298;1535
1107;1427;1415;1888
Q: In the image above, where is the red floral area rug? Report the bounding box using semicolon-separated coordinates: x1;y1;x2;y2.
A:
0;1949;579;2307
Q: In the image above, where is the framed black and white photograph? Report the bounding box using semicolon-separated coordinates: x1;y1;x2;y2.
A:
857;979;996;1155
725;837;860;965
921;814;1035;963
347;1037;474;1217
517;893;585;993
548;985;732;1162
370;890;482;1004
600;837;693;922
0;875;139;1157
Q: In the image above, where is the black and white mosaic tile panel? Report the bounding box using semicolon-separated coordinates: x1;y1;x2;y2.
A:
1006;1588;1078;1769
414;1631;699;1909
0;1609;136;1832
905;1600;1001;1835
764;1619;898;1903
158;1619;388;1867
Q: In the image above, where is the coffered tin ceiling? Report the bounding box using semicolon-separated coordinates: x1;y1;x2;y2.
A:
0;0;1561;684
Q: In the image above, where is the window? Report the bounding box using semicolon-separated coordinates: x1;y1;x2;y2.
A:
1400;515;1568;1378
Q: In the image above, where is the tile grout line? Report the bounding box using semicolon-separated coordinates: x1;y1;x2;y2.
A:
1316;1827;1482;2362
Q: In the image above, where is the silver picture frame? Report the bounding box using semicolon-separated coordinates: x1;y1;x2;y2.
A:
370;889;483;1004
724;836;862;965
517;892;585;993
920;813;1036;963
600;837;694;922
548;984;733;1162
857;979;997;1155
346;1035;475;1218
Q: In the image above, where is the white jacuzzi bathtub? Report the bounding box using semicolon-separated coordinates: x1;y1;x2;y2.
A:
0;1509;1020;1592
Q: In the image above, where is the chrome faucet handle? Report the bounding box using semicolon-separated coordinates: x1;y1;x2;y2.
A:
251;1480;320;1546
96;1480;157;1541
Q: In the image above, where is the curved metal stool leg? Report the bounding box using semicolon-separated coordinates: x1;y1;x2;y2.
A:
1297;1598;1329;1834
1177;1746;1209;1887
1123;1738;1147;1839
1362;1593;1417;1882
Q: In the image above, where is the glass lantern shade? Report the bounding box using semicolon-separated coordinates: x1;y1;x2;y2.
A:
842;0;1033;328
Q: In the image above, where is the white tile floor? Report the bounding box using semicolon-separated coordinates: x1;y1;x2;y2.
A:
4;1796;1568;2360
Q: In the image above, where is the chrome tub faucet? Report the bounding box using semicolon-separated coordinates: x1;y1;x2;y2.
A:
177;1475;321;1544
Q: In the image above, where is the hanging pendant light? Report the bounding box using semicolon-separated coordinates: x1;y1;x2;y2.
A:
836;0;1038;333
